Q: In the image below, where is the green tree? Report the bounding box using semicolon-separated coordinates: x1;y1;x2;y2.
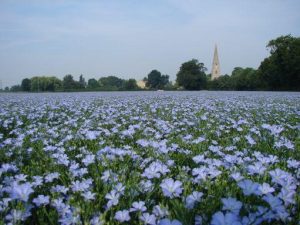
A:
146;70;161;89
79;74;86;89
208;74;233;90
258;35;300;90
30;76;62;92
231;67;258;90
99;76;125;90
160;75;170;88
145;70;170;89
87;78;99;89
21;78;31;92
46;77;62;91
63;74;78;91
10;85;22;92
176;59;207;90
124;79;138;90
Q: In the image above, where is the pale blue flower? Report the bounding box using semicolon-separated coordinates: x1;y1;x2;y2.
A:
140;213;156;225
82;154;95;166
5;209;23;223
45;172;60;183
130;201;147;212
238;179;260;196
211;211;241;225
230;172;244;182
33;195;50;206
9;181;34;202
263;194;282;210
185;191;203;209
153;205;169;218
114;210;130;222
195;215;202;225
278;188;296;206
258;183;275;195
221;197;242;214
140;180;154;192
81;191;95;201
114;182;125;195
160;178;183;198
158;218;182;225
90;215;103;225
269;168;289;186
105;190;120;209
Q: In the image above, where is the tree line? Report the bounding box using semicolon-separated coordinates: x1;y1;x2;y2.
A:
176;35;300;91
11;75;142;92
3;35;299;92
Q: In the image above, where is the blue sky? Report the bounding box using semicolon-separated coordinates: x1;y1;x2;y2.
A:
0;0;300;87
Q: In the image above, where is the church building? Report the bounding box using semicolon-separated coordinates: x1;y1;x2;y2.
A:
211;45;221;80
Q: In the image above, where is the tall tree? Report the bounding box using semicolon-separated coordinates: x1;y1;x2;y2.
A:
146;70;162;89
160;75;170;88
231;67;258;90
176;59;207;90
21;78;31;92
87;78;99;89
63;74;77;90
145;70;170;89
258;35;300;90
99;76;125;89
79;74;86;89
124;79;138;90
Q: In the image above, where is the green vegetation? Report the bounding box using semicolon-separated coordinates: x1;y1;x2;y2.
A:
176;59;207;90
2;34;299;92
144;70;170;90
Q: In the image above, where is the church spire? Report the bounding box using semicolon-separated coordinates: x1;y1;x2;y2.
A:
211;44;221;80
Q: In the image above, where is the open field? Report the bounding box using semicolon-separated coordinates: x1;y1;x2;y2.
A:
0;91;299;225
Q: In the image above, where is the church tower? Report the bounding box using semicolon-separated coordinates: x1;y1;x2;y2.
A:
211;45;221;80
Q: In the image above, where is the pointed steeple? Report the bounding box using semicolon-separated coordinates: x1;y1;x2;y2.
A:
211;44;221;80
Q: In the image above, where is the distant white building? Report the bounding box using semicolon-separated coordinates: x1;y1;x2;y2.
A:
137;80;146;89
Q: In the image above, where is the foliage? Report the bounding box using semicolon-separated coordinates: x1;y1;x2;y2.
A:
79;74;86;89
10;85;22;92
63;74;79;91
145;70;170;90
258;35;300;91
21;78;31;92
87;78;99;89
207;74;233;90
99;76;125;90
176;59;207;90
29;76;62;92
231;67;259;90
123;79;138;90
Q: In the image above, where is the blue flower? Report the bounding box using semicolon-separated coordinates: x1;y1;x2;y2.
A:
211;211;241;225
105;190;120;209
33;195;50;206
258;183;275;195
185;191;203;209
140;213;156;225
114;210;130;222
130;201;147;212
221;197;242;214
160;178;183;198
9;181;34;202
158;218;182;225
237;179;260;196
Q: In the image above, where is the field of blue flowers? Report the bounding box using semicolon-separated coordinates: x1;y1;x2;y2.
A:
0;91;299;225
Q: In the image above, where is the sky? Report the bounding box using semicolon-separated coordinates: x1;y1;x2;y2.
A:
0;0;300;87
